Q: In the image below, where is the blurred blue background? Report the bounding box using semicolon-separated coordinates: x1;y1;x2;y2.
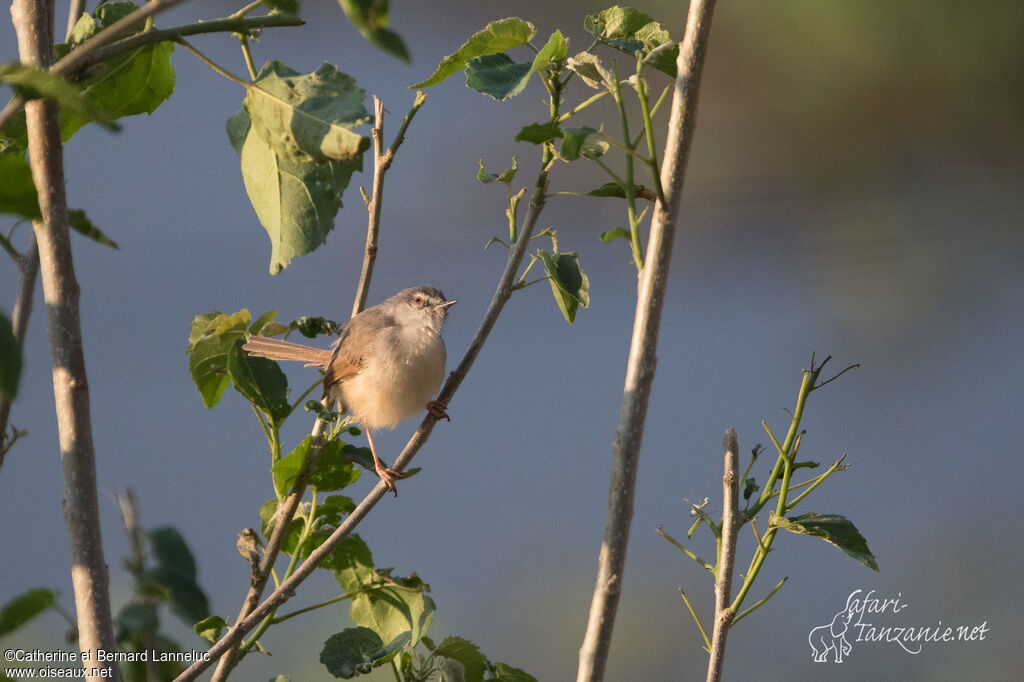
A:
2;1;1022;680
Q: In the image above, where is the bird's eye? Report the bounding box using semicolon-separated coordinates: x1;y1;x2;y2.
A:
414;295;424;305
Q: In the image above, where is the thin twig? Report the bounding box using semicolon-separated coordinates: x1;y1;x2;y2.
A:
65;0;85;40
351;92;427;318
11;0;119;677
175;156;554;682
706;429;740;682
576;2;718;680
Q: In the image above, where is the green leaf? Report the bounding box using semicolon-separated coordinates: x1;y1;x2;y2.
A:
515;121;562;145
411;17;536;88
559;127;599;161
434;637;487;682
742;477;759;500
243;61;370;165
227;340;291;424
465;53;533;101
492;662;538;681
566;52;612;90
531;30;568;72
338;0;410;63
350;572;434;647
0;154;41;219
537;250;590;324
0;311;21;400
587;182;626;198
116;602;158;641
331;534;375;594
186;310;251;408
598;227;630;243
0;109;29;156
227;79;365;274
141;527;210;624
0;588;56;636
258;498;304;556
248;310;280;336
194;615;227;644
773;512;879;572
477;156;518;185
319;627;385;678
583;6;679;77
68;209;119;249
58;11;175;141
273;437;362;497
0;63;117;131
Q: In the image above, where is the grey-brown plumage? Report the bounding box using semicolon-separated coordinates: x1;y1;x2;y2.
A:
242;286;455;493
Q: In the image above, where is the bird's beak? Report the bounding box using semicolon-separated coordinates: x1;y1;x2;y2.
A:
438;299;457;308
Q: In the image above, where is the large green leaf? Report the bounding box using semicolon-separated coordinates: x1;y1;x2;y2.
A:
583;6;678;77
0;63;116;131
58;2;174;140
773;512;879;572
226;64;368;274
331;534;375;594
243;61;370;165
0;588;56;636
138;527;210;624
434;637;487;682
227;340;290;424
465;53;533;101
349;571;434;647
321;627;405;678
338;0;410;63
537;250;590;324
186;310;251;408
0;154;40;220
411;18;535;88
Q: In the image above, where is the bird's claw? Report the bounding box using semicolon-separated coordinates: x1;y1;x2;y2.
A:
375;463;409;497
427;400;450;421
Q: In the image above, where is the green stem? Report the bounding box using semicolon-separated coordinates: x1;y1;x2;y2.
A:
230;0;264;19
269;590;361;625
610;65;643;270
238;35;257;80
175;39;250;87
679;588;711;651
732;576;787;626
289;378;323;416
555;89;610;124
784;454;847;511
634;58;665;204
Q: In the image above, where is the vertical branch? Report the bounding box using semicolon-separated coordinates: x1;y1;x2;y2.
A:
706;430;740;682
576;2;718;681
65;0;85;39
11;0;119;678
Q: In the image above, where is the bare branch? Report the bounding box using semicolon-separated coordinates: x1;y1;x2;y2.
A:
351;92;426;318
576;2;718;680
11;0;119;676
706;429;740;682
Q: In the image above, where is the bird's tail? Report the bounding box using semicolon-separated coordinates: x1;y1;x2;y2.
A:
242;336;332;367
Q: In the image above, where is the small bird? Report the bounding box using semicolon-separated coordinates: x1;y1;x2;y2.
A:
242;286;456;494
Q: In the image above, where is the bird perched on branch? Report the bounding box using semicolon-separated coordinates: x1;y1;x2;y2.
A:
243;286;456;494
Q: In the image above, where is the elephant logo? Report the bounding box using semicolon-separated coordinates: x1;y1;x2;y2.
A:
808;591;858;663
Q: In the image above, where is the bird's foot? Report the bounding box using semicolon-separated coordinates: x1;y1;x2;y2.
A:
375;462;409;496
427;400;450;421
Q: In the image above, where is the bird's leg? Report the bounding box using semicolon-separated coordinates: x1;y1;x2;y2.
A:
364;427;403;496
427;400;450;421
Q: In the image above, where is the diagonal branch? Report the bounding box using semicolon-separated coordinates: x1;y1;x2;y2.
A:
576;2;718;680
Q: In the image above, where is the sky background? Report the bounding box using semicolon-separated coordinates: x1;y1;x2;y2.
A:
2;1;1023;680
